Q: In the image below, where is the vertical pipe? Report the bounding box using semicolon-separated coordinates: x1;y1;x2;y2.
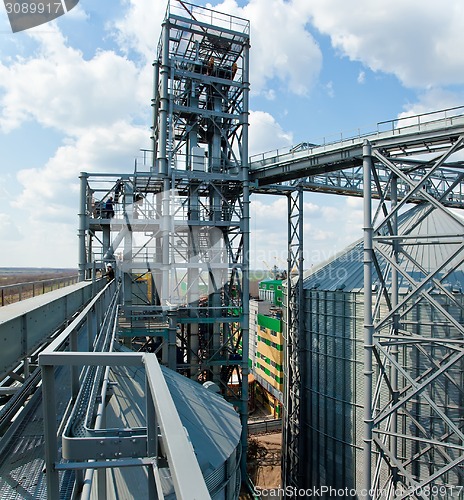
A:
159;19;171;314
363;140;374;499
167;312;177;370
390;174;399;492
42;364;59;499
102;227;111;263
239;37;251;479
146;362;159;498
78;172;89;282
151;60;160;174
158;22;170;177
123;181;134;316
208;76;223;384
161;179;171;307
70;328;79;400
187;80;200;376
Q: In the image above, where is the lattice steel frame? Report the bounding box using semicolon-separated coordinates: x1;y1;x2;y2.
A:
282;187;305;489
153;0;251;474
363;137;464;498
78;0;251;477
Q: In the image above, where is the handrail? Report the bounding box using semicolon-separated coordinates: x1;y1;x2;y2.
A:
39;279;211;500
145;354;211;499
249;105;464;166
0;274;78;306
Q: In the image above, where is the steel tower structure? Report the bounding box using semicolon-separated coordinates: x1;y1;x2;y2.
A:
79;0;251;473
152;0;250;439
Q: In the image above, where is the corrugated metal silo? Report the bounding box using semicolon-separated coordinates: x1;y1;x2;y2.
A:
300;204;464;494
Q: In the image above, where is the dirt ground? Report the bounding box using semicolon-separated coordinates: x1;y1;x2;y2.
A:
253;432;282;488
241;431;282;499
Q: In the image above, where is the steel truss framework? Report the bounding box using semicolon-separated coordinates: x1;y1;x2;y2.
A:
80;0;251;475
75;3;464;491
282;188;305;488
363;138;464;498
251;108;464;494
152;0;250;423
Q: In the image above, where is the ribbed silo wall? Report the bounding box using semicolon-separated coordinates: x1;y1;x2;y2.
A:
302;289;464;493
392;293;464;488
303;289;365;490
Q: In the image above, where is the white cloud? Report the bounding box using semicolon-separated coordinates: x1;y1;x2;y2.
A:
65;3;89;21
204;0;322;96
13;121;149;221
0;213;22;242
249;110;293;156
0;12;156;267
2;120;149;267
399;88;464;118
306;0;464;88
112;0;166;62
0;24;143;134
325;81;334;98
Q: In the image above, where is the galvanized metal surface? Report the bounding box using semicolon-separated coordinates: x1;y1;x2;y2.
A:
297;175;464;495
0;280;102;380
282;187;305;490
250;107;464;187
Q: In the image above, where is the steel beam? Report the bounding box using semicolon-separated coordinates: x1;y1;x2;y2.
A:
282;186;304;489
364;137;464;496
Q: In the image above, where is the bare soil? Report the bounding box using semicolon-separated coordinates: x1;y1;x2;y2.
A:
253;432;282;489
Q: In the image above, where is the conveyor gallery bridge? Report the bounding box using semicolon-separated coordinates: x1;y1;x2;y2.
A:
250;105;464;209
0;279;212;499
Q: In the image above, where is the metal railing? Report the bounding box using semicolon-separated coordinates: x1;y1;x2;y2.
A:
39;279;210;499
0;274;78;306
249;105;464;167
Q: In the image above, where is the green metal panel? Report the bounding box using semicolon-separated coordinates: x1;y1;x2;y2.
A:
257;313;281;333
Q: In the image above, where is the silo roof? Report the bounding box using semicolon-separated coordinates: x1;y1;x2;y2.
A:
110;344;241;475
303;204;464;293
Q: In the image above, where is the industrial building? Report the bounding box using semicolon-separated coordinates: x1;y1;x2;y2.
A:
249;278;284;417
0;1;463;498
258;278;284;307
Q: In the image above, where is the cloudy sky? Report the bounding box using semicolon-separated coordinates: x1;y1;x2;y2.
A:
1;0;464;270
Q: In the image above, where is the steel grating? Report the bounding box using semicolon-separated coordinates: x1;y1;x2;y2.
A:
0;367;74;499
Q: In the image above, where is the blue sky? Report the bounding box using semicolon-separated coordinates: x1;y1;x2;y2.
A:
1;0;464;269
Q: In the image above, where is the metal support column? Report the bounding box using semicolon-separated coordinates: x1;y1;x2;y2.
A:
282;186;304;489
363;140;374;499
240;36;251;478
368;136;464;497
78;172;89;282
